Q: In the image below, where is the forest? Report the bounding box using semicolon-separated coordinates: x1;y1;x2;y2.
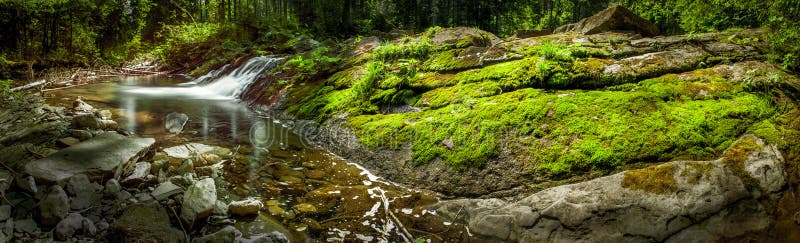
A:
0;0;798;73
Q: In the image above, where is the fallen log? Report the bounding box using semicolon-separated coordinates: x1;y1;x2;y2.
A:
11;80;47;92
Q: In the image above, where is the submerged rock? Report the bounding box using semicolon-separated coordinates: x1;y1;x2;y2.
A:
164;112;189;134
25;132;155;183
110;202;185;242
228;198;263;216
192;225;238;243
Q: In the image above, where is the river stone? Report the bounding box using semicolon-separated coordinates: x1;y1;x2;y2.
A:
16;175;37;193
25;132;155;183
165;112;189;134
293;203;317;214
0;205;10;221
181;178;217;227
15;218;39;235
233;214;292;242
163;143;219;159
104;179;121;197
72;113;102;130
66;174;103;210
0;170;13;194
96;110;112;120
110;202;185;242
151;181;183;201
72;98;94;112
193;225;238;243
54;213;96;240
229;198;263;216
57;137;81;146
100;120;119;130
122;162;151;186
39;185;70;226
70;129;92;141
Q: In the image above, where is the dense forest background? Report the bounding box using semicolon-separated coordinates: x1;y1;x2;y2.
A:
0;0;798;73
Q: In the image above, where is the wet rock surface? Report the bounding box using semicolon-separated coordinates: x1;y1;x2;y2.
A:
431;135;787;242
25;132;155;183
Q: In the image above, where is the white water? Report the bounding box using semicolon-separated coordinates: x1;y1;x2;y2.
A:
125;56;282;100
203;56;283;98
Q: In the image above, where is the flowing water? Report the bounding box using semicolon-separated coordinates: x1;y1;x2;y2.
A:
45;57;469;242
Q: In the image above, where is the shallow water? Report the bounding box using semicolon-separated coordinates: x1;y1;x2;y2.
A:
45;75;469;241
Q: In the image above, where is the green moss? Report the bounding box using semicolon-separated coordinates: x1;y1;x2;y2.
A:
621;163;678;194
416;81;502;109
327;65;364;89
423;49;480;72
409;72;457;90
374;38;434;61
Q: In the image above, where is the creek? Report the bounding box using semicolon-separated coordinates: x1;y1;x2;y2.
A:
44;56;468;241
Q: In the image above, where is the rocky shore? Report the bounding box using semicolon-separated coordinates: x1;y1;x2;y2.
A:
0;95;291;242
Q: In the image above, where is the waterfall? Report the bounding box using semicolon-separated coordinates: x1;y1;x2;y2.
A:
125;56;282;100
177;64;229;86
201;56;283;98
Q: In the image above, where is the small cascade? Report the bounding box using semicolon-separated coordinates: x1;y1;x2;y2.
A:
202;56;283;98
178;64;230;86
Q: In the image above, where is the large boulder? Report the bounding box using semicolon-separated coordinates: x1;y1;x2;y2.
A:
555;5;659;37
429;27;501;47
431;135;786;242
110;202;185;242
25;133;155;183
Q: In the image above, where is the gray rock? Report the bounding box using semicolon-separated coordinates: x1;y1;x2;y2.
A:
165;112;189;134
72;98;94;112
178;159;194;174
233;214;292;242
54;213;96;240
151;181;183;201
432;135;784;242
57;137;81;146
554;5;659;36
71;129;93;141
213;200;228;216
39;185;69;226
0;170;13;194
104;179;121;197
100;120;119;130
25;133;155;183
96;110;112;120
0;205;11;221
122;162;151;186
228;198;263;216
110;202;185;242
16;175;37;194
15;218;38;235
66;174;103;210
163;143;218;159
72;113;102;130
181;178;217;227
192;225;238;243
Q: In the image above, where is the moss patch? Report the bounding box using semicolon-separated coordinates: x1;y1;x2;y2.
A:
721;137;763;191
681;161;717;184
622;163;678;194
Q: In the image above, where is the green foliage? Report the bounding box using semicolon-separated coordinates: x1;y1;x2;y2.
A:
0;79;15;97
374;38;434;61
353;61;386;100
285;47;341;79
